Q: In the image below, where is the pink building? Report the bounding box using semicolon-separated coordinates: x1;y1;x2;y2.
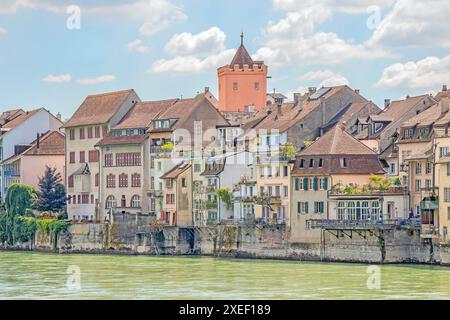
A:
3;131;65;190
217;34;268;112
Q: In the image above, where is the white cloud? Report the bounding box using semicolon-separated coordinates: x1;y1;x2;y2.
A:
376;55;450;89
42;74;71;83
369;0;450;48
288;70;350;97
0;27;7;34
254;1;392;67
151;27;235;74
273;0;394;14
127;39;150;54
76;75;116;85
0;0;186;36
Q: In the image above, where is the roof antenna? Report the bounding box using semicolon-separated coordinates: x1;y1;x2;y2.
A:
240;32;244;46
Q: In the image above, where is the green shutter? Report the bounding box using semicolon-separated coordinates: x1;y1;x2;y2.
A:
313;177;318;191
297;202;301;214
303;177;309;191
323;177;328;190
305;202;309;214
295;178;299;191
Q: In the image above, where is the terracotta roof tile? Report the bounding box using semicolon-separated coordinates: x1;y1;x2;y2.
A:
95;134;147;147
1;108;42;131
64;89;138;128
230;44;254;68
160;162;191;179
300;125;378;156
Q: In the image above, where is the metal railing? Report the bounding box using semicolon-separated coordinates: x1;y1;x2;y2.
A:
307;218;421;230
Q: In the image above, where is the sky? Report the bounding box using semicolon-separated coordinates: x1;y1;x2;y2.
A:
0;0;449;120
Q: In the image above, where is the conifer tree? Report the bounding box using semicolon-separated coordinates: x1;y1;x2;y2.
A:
36;166;66;213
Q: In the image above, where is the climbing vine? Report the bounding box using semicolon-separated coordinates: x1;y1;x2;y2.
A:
216;188;232;210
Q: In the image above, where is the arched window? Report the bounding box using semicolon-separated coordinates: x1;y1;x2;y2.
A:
361;201;369;220
337;202;345;220
106;195;116;209
348;202;356;220
372;201;381;220
131;195;141;208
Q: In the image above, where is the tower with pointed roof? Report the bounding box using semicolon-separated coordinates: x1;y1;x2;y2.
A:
217;33;268;112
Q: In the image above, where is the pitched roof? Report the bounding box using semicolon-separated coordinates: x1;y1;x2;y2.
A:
230;44;254;68
114;99;177;130
251;86;349;132
300;125;378;156
160;162;191;179
401;103;441;127
2;130;65;164
0;109;24;124
267;93;287;100
435;85;449;102
1;108;42;131
64;89;138;128
382;95;431;121
95;134;148;147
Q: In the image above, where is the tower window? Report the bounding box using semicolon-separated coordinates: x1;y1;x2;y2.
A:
233;82;238;91
255;82;260;91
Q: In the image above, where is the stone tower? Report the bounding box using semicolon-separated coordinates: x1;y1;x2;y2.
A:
217;33;268;112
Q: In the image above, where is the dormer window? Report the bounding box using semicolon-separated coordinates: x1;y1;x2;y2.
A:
299;159;305;168
418;127;430;139
340;158;347;168
404;128;414;139
309;159;315;168
318;159;324;168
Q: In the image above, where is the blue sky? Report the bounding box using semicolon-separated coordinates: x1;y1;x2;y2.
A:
0;0;449;119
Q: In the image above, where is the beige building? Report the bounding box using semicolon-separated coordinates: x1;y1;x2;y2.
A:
64;89;140;220
291;126;385;243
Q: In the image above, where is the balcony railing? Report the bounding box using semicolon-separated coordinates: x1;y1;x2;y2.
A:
148;189;164;198
307;219;421;230
420;197;439;210
150;146;173;156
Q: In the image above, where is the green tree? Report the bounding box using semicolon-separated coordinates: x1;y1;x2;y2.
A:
35;166;67;213
216;188;232;210
4;183;35;244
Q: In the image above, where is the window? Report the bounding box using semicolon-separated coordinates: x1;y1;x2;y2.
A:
447;207;450;220
441;147;449;158
340;158;347;168
309;159;315;168
69;129;75;140
415;163;422;175
102;126;108;137
95;126;100;138
104;154;113;167
116;153;141;166
89;150;99;162
79;128;85;140
415;180;421;192
267;166;273;177
404;128;413;139
283;186;288;198
268;186;273;196
194;163;201;172
106;196;116;209
182;178;187;188
69;152;75;164
87;127;93;139
91;195;94;204
348;202;356;220
131;174;141;187
95;173;99;187
425;179;432;191
390;163;396;174
255;82;260;91
233;82;238;91
283;166;288;177
297;202;309;214
131;195;141;208
79;151;85;163
447;163;450;176
259;167;264;178
319;177;328;190
299;159;305;168
318;159;323;168
314;202;324;214
119;174;128;188
166;179;173;189
418;127;429;139
445;188;450;202
337;202;345;220
275;166;280;177
166;194;175;204
275;185;281;197
106;174;116;188
68;175;74;188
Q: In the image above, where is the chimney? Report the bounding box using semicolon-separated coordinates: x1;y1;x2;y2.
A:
293;93;301;105
308;87;317;95
406;95;410;99
355;89;360;94
384;99;391;109
443;84;448;92
56;112;62;121
36;133;40;149
204;87;210;93
441;97;450;115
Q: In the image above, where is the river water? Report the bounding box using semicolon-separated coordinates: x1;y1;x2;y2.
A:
0;251;449;300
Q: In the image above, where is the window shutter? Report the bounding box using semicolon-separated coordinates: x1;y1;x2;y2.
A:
323;177;328;190
313;177;318;191
303;177;309;191
295;178;299;191
297;202;301;214
305;202;309;214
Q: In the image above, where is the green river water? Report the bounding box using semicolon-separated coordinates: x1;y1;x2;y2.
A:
1;251;449;300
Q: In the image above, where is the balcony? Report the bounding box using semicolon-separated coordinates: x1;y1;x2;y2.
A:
205;185;217;193
206;200;217;209
420;197;439;211
150;146;172;157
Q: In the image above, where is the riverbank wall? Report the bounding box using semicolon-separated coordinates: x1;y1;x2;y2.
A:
3;216;450;266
